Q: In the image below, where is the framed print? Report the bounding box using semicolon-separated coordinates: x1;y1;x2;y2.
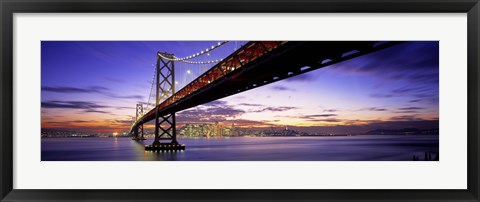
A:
1;0;479;201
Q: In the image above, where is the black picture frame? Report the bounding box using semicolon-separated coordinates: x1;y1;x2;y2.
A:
1;0;479;201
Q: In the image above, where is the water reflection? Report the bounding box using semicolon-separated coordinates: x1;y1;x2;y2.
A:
41;135;439;161
130;140;185;161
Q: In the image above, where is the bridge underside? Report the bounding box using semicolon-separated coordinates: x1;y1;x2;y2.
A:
135;41;402;127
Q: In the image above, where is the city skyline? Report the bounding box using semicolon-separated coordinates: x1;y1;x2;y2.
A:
41;41;439;134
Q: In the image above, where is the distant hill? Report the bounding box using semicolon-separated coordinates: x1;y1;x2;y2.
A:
365;128;439;135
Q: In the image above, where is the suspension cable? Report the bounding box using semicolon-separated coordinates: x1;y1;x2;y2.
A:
157;41;229;62
145;64;157;113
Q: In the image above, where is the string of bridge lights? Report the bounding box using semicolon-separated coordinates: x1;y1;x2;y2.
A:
157;41;228;64
180;58;223;64
132;41;248;129
137;40;237;120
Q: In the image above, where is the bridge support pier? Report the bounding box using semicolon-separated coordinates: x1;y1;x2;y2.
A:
132;104;146;140
146;113;185;151
132;124;146;140
145;52;185;151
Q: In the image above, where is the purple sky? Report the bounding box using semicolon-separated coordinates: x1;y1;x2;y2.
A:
41;41;439;133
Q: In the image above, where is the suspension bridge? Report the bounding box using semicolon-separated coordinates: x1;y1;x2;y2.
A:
129;41;404;151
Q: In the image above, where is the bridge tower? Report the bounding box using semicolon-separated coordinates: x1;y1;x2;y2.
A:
132;104;146;140
146;52;185;151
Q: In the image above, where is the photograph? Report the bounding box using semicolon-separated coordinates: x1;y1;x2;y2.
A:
2;0;478;200
41;40;439;161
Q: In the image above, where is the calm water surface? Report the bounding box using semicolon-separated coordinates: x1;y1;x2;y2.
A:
41;135;438;161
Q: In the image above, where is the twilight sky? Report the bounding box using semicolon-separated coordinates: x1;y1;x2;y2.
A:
41;41;439;133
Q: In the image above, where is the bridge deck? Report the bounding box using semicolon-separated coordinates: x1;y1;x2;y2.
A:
134;41;402;127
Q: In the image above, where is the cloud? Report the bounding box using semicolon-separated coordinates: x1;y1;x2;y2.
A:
279;113;344;124
177;105;246;123
251;106;297;113
391;87;416;94
370;85;438;102
331;42;439;74
323;109;338;112
398;107;423;110
206;107;245;117
304;114;337;118
42;100;114;114
42;125;127;133
394;107;424;114
138;101;152;106
224;119;274;127
389;115;422;121
391;86;431;94
42;86;107;93
287;120;439;134
42;86;144;100
370;93;394;98
71;120;90;123
328;42;439;91
270;85;295;91
395;111;418;114
309;118;342;123
409;73;439;84
230;95;246;100
360;107;387;111
48;120;93;124
287;114;338;120
110;119;134;126
42;101;108;109
46;121;64;124
84;109;110;114
238;103;264;107
42;117;136;132
177;101;236;116
115;106;135;110
284;74;316;82
109;94;144;100
203;100;229;106
176;101;296;125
